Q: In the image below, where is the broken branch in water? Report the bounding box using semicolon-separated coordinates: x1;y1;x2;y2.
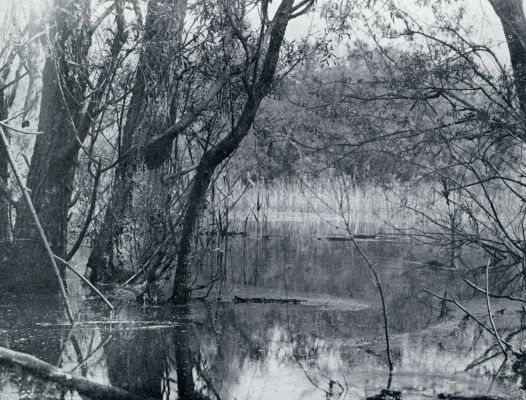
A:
52;254;113;310
0;345;157;400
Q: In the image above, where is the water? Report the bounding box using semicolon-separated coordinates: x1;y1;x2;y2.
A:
0;220;523;399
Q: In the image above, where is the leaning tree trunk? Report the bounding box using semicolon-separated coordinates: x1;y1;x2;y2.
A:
86;0;187;284
169;0;297;304
1;0;92;293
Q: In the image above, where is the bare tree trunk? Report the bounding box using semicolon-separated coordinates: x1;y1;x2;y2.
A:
0;92;9;245
86;0;187;283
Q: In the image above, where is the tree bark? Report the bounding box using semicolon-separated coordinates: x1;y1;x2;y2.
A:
86;0;187;284
489;0;526;117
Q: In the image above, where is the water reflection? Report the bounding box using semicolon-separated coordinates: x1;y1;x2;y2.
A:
1;297;521;399
0;226;523;399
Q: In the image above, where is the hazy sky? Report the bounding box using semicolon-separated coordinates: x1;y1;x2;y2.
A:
0;0;512;66
281;0;509;61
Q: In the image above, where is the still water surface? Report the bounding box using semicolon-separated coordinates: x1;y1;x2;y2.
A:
0;220;522;399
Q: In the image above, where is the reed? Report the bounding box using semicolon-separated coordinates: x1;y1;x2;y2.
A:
225;177;420;234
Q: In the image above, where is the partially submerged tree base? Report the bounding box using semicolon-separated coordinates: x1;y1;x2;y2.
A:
0;242;61;293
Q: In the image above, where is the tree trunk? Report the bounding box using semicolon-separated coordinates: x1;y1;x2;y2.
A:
0;91;9;245
171;0;296;304
86;0;187;284
489;0;526;117
1;0;91;293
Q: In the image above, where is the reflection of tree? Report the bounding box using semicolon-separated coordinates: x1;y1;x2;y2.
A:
173;322;202;400
101;306;216;400
105;327;168;397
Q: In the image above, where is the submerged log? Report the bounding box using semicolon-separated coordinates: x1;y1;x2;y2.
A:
233;295;302;304
0;345;157;400
319;234;377;241
366;389;401;400
437;394;505;400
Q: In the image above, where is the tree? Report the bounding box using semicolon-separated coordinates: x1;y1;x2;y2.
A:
0;3;33;250
86;0;187;283
142;0;315;304
0;0;317;300
0;0;128;292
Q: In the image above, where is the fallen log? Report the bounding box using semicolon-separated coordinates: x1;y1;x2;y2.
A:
0;345;157;400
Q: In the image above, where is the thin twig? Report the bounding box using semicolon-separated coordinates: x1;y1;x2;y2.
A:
336;172;394;375
349;233;394;374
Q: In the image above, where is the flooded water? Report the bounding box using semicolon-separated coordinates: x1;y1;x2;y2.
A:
0;218;524;399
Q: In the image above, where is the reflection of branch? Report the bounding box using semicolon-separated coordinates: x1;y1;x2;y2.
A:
70;333;88;377
335;171;394;376
467;322;526;371
69;334;113;374
463;279;526;303
424;289;518;356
